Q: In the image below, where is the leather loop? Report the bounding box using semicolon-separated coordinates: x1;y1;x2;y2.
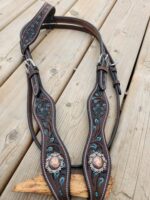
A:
28;70;39;79
109;65;121;95
27;67;39;79
27;67;40;96
113;79;120;86
97;65;108;73
25;59;40;96
97;60;108;91
97;71;106;91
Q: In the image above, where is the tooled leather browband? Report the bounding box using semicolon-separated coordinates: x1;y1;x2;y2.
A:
20;3;121;200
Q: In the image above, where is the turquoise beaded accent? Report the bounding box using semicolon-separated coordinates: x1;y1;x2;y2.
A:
47;146;53;152
59;177;65;185
95;191;99;198
93;171;99;176
43;129;49;135
90;143;97;149
96;136;101;141
94;118;99;124
98;177;104;186
53;172;60;179
93;125;96;131
50;137;54;142
59;189;63;196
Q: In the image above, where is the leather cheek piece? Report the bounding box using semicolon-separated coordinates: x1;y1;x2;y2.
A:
32;85;71;200
83;83;111;200
20;3;55;54
20;2;121;200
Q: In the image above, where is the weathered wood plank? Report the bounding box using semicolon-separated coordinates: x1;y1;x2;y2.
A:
50;0;150;165
1;1;150;200
0;0;36;31
0;0;77;86
0;0;78;192
0;0;116;193
110;21;150;200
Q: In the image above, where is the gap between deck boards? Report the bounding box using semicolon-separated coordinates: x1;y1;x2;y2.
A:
0;0;79;193
120;18;150;113
0;0;79;86
1;0;150;199
110;19;150;200
55;0;117;102
0;0;149;197
0;0;37;31
0;1;115;194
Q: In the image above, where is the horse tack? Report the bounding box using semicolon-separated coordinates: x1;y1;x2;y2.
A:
20;3;121;200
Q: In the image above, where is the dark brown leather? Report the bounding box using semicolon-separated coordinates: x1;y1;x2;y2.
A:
20;3;55;54
20;3;121;200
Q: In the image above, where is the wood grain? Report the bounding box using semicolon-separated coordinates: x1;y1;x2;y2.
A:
110;21;150;200
0;0;36;31
0;0;150;200
0;0;116;194
0;0;78;192
0;0;77;86
51;0;150;164
13;174;113;199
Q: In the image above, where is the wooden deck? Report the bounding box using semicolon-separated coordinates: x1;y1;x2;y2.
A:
0;0;150;199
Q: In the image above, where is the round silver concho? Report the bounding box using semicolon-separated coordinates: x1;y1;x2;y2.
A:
88;152;107;173
45;152;64;173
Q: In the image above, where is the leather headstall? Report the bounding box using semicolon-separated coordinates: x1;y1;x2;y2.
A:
20;3;121;200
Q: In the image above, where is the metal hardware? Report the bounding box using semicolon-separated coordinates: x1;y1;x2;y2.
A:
24;58;36;67
104;54;117;66
98;53;107;64
24;58;36;74
98;53;117;67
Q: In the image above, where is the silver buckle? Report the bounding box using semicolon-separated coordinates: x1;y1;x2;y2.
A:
24;58;36;74
98;53;109;65
98;53;106;63
104;54;117;66
98;53;117;66
24;58;36;67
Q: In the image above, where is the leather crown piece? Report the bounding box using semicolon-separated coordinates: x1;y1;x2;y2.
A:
20;3;121;200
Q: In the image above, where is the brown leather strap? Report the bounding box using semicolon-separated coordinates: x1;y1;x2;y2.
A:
20;3;121;200
97;65;108;73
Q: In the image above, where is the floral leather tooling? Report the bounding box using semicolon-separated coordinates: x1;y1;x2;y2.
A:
20;3;121;200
